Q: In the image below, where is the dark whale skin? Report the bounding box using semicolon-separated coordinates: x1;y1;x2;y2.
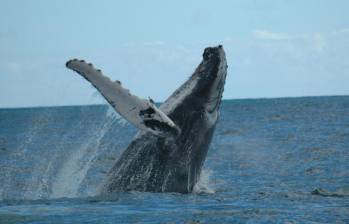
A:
103;46;228;193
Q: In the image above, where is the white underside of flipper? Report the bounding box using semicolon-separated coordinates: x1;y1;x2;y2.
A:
66;59;180;136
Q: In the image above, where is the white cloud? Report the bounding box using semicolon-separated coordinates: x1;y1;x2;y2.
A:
224;36;233;42
253;28;349;42
331;28;349;36
7;62;21;74
312;33;327;52
251;29;349;52
143;41;165;47
253;30;294;40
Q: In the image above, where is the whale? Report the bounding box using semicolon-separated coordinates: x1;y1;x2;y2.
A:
65;45;227;193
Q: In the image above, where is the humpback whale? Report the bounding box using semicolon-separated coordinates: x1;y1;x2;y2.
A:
66;45;227;193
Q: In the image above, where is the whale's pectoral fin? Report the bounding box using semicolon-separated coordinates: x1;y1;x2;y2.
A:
66;59;180;136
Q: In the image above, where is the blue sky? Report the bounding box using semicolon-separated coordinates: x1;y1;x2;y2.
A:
1;0;348;107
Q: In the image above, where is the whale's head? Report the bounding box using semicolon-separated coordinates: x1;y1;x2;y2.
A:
161;45;227;127
192;45;227;114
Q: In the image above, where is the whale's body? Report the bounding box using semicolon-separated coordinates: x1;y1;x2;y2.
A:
66;46;227;193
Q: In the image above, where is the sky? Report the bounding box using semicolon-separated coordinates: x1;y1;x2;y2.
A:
0;0;348;107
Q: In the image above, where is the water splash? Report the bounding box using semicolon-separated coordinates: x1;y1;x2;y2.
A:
51;108;116;198
193;169;215;194
0;105;130;200
106;105;128;126
0;111;49;200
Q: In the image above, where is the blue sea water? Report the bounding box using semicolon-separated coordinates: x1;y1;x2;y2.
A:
0;96;348;223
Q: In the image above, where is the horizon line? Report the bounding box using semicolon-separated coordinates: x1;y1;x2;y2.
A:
1;94;348;110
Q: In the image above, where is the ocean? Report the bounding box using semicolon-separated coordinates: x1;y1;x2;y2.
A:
0;96;348;223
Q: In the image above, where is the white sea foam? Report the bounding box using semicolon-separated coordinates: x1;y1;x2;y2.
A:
193;169;215;194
